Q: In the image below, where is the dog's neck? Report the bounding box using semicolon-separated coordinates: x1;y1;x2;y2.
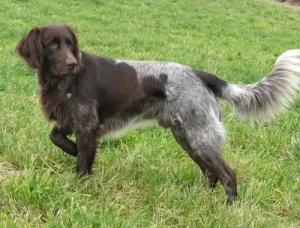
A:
35;69;74;123
35;68;74;93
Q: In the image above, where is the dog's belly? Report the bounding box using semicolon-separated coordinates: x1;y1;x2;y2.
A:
102;118;156;139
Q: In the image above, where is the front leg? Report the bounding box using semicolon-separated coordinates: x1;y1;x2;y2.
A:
50;125;78;157
71;99;100;176
75;130;98;176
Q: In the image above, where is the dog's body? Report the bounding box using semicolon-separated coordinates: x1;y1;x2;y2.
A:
16;24;300;204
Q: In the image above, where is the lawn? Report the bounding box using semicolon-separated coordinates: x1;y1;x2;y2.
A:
0;0;300;227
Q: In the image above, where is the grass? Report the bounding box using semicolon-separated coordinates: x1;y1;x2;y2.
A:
1;0;300;227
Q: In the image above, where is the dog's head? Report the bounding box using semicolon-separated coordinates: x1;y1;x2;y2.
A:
16;24;83;77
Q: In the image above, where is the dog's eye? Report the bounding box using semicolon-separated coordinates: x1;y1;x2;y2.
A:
66;40;73;49
48;42;58;49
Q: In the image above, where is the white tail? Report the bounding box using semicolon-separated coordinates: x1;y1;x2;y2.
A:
221;50;300;123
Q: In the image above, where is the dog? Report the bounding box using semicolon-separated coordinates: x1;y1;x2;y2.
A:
16;24;300;204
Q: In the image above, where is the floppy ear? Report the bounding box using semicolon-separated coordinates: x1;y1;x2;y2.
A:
16;27;44;69
64;25;83;67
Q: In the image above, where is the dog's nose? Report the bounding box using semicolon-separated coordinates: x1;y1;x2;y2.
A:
66;57;78;68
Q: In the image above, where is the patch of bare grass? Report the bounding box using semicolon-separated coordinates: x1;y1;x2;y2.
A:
0;162;20;181
275;0;300;7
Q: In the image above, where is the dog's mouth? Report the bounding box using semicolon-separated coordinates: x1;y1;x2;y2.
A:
68;65;80;74
51;65;80;77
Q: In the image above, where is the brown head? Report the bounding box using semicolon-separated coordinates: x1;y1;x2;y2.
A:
16;24;83;77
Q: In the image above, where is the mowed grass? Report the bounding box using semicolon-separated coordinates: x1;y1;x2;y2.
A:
1;0;300;227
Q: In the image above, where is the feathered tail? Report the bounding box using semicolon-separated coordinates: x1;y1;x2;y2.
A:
203;50;300;123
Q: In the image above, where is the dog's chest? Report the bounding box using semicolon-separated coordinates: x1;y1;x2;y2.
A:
40;90;72;124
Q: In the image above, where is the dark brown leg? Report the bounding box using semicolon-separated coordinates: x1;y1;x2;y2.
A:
75;131;98;176
198;163;219;189
50;125;78;157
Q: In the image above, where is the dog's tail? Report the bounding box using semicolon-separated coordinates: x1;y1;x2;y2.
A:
199;50;300;123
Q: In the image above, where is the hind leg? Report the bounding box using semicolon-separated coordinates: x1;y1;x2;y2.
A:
198;163;219;189
171;126;219;188
170;120;237;205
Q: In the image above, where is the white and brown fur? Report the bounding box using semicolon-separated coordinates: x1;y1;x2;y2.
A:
16;24;300;205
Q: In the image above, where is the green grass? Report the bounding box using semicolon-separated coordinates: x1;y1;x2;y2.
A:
1;0;300;227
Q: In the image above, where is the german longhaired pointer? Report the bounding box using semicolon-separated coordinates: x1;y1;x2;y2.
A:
16;24;300;204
